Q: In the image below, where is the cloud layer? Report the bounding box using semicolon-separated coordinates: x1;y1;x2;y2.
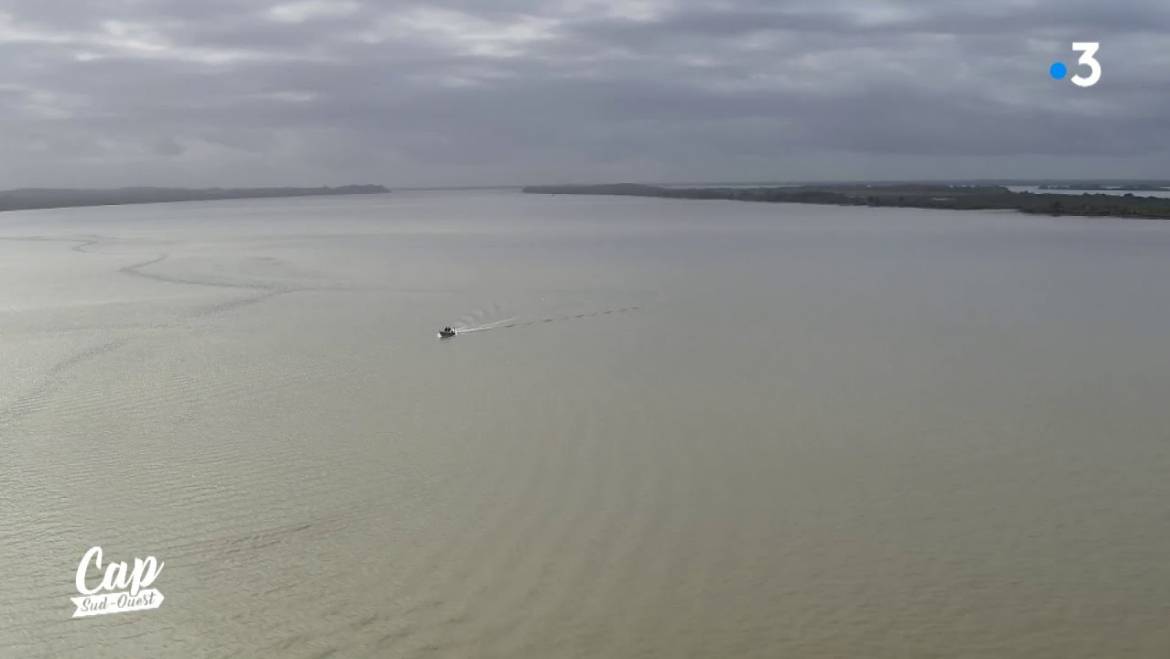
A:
1;0;1167;186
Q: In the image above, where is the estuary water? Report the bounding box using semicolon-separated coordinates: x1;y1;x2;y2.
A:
2;191;1169;657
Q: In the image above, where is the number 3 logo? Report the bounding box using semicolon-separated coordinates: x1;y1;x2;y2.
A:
1070;42;1101;87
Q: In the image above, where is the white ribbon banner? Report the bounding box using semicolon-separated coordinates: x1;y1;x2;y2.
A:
71;588;165;618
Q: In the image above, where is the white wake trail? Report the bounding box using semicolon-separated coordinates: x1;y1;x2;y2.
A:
456;317;518;333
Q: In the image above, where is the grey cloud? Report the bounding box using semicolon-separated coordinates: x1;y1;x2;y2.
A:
0;0;1168;187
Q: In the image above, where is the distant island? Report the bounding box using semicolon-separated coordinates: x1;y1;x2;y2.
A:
523;183;1170;219
0;185;389;212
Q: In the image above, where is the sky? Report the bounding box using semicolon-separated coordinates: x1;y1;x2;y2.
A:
1;0;1168;187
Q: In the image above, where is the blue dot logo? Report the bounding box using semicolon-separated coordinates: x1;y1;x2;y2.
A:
1049;61;1067;80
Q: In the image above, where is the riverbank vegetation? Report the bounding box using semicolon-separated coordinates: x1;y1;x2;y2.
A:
524;183;1170;219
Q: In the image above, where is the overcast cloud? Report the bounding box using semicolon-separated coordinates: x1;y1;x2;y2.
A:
1;0;1167;187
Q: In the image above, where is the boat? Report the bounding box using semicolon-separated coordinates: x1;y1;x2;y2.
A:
438;326;456;338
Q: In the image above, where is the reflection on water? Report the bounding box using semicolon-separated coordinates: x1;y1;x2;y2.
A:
2;191;1170;658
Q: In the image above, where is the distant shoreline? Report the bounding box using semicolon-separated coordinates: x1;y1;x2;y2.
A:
524;183;1170;220
0;185;389;213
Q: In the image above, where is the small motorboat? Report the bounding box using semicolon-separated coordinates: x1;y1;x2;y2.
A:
438;326;456;338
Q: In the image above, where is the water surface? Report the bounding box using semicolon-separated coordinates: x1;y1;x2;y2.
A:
2;191;1169;657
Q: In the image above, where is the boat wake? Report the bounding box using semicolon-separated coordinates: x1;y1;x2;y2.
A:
452;305;641;335
456;317;519;334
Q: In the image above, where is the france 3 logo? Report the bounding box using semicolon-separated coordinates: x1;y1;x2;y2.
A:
1049;43;1101;88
